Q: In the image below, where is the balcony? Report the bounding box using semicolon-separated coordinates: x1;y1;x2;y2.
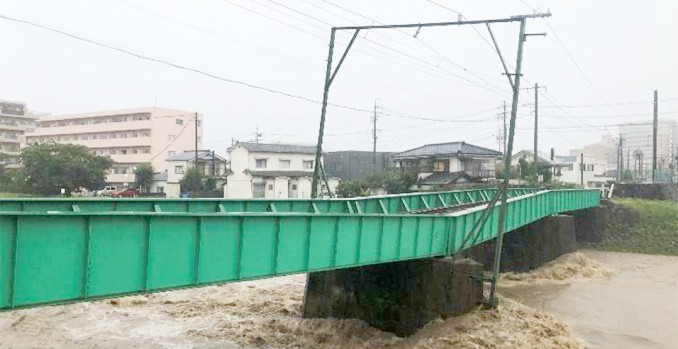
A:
466;169;496;178
31;119;152;136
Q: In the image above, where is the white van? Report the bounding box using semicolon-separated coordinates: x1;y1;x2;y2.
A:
96;186;117;197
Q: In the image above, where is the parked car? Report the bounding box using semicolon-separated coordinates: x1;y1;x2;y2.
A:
111;188;139;198
72;187;92;197
96;186;118;197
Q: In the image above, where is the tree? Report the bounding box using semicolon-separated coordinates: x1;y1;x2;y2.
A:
336;179;370;198
335;169;415;198
134;163;154;193
366;169;415;194
19;142;113;195
180;166;203;193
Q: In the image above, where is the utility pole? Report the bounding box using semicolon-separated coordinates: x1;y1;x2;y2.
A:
496;101;507;154
580;152;584;187
211;150;216;176
523;83;546;180
253;127;262;144
194;112;199;174
372;99;381;169
617;134;624;182
652;90;658;182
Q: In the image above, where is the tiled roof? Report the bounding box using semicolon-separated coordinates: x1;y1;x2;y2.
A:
419;172;471;185
393;141;502;159
167;150;228;162
248;170;314;178
233;142;317;154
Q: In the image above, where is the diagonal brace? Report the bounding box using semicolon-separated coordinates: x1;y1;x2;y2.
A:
328;29;360;86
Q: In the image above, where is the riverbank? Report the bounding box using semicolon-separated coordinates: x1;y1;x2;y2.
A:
594;199;678;256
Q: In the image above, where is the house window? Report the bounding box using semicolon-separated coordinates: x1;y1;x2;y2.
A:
303;160;314;169
256;159;267;168
587;164;594;171
292;184;298;190
252;183;265;198
157;186;164;193
433;161;446;172
334;163;343;171
175;166;184;174
176;119;184;125
279;159;291;169
268;184;273;190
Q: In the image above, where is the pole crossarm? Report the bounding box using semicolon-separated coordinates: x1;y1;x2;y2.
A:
332;13;551;31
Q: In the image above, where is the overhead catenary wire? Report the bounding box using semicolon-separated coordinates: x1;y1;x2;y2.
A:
232;0;509;96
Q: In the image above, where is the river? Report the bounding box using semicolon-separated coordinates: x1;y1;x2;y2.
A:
0;250;676;348
500;250;678;349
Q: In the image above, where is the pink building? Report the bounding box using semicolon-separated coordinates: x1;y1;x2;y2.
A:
23;107;202;186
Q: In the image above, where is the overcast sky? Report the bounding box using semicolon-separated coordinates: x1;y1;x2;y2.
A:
1;0;677;157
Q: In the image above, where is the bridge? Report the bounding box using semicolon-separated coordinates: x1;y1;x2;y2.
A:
0;187;599;311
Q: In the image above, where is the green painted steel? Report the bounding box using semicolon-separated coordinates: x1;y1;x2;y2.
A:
0;188;599;310
0;188;536;214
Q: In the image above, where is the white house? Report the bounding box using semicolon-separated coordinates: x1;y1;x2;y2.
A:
225;142;338;198
555;155;614;188
392;141;502;189
166;150;229;198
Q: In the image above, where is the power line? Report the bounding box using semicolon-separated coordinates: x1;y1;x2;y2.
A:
242;0;507;95
540;98;678;108
542;18;620;117
0;12;468;121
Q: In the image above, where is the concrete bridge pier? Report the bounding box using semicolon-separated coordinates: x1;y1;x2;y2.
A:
302;258;483;336
302;210;595;336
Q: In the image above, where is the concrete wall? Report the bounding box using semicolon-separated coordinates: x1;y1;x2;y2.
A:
614;183;678;200
468;215;577;272
325;151;393;180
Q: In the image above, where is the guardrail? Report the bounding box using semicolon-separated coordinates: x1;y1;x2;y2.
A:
0;188;537;214
0;188;598;310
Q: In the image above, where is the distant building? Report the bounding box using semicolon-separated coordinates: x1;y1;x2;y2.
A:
618;120;678;181
225;142;338;198
0;100;37;168
324;151;394;180
165;150;229;198
23;107;202;187
392;141;502;189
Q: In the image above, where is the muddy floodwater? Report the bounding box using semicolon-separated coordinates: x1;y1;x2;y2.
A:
0;250;675;348
501;251;678;349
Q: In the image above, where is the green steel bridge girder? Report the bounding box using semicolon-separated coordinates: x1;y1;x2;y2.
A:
0;188;537;215
0;189;600;310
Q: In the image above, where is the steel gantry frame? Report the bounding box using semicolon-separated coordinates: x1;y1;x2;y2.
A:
310;12;551;308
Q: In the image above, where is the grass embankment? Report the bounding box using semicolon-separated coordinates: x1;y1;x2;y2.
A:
596;198;678;256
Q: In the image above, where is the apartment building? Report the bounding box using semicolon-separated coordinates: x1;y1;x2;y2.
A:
619;120;678;177
225;142;338;199
0;100;37;168
23;107;202;186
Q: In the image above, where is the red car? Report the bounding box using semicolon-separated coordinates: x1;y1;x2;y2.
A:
111;188;139;198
